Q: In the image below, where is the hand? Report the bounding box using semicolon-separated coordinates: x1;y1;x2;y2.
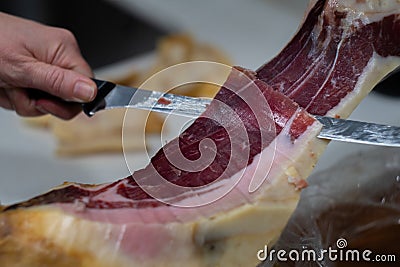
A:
0;12;97;120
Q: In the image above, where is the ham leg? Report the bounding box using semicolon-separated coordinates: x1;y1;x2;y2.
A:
1;1;400;266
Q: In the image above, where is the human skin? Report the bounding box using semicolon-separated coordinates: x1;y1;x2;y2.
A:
0;12;96;120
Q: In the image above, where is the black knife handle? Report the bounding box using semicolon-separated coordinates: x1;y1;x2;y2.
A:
82;78;116;116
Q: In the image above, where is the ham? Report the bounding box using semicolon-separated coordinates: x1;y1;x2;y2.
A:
1;1;400;266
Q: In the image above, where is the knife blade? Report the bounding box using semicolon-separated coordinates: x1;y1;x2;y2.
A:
314;116;400;147
83;78;400;147
83;78;211;118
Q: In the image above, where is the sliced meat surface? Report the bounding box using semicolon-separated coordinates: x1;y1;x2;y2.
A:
1;1;400;267
257;0;400;116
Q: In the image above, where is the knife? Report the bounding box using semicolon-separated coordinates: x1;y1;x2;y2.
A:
82;78;400;147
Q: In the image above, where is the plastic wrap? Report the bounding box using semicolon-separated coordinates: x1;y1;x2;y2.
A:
259;147;400;267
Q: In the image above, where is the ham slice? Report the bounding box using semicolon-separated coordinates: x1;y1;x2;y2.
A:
1;1;400;266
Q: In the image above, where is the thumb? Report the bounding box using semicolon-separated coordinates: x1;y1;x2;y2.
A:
29;61;96;102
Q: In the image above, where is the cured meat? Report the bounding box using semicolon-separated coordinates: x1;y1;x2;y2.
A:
257;0;400;118
259;148;400;267
1;1;400;266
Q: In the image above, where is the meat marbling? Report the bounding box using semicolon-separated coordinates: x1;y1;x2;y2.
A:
1;1;400;266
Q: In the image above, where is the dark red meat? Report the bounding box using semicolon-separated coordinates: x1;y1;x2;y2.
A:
6;0;400;211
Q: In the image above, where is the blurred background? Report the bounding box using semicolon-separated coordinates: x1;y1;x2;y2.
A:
0;0;312;204
0;0;169;69
1;2;400;265
0;0;399;207
0;0;309;69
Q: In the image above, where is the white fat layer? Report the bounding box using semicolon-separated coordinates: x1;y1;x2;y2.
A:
3;2;400;267
90;180;132;203
327;53;400;118
58;114;322;226
193;121;325;242
335;0;400;24
0;118;326;267
298;0;400;40
5;50;394;266
328;0;400;27
37;51;397;267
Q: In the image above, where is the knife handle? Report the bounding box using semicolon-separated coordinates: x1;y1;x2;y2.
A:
27;78;115;117
82;78;116;116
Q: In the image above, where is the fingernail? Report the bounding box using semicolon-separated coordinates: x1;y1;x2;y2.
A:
36;105;48;114
73;81;95;102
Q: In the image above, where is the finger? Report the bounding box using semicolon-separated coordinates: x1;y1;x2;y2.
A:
0;90;14;110
5;88;45;117
36;98;81;120
33;27;94;77
60;41;94;77
27;61;97;103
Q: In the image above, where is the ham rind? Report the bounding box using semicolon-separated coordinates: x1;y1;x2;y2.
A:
1;1;400;267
